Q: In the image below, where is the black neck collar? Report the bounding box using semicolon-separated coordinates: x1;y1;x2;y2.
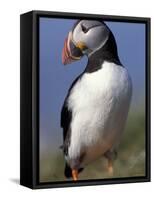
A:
85;32;122;73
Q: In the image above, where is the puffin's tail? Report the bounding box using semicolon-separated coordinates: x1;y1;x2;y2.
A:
64;163;84;178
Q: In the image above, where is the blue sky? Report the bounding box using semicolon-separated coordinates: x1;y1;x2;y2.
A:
39;17;145;152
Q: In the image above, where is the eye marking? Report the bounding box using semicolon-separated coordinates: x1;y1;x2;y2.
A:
81;24;103;34
81;24;89;33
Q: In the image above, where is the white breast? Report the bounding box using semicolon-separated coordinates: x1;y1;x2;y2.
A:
67;61;132;166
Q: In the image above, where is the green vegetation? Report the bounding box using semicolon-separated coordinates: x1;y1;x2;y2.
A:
40;106;145;182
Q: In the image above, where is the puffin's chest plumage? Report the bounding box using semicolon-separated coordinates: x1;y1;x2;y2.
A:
67;61;132;166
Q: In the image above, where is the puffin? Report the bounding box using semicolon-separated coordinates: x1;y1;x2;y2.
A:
61;20;132;181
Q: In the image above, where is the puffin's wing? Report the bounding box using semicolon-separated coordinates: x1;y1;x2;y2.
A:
60;74;83;151
61;96;84;178
61;99;72;141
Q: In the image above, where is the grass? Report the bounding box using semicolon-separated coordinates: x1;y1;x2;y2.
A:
40;107;145;182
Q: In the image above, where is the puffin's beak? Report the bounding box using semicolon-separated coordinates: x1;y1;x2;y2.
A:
62;32;84;65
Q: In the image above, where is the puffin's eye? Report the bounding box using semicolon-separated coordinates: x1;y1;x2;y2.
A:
81;24;88;33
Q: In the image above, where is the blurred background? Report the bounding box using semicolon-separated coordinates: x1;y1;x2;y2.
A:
39;18;145;182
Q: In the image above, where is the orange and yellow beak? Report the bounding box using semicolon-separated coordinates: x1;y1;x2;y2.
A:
62;32;87;65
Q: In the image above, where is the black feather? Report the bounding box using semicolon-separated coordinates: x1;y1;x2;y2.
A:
61;73;84;156
61;74;85;177
85;32;122;73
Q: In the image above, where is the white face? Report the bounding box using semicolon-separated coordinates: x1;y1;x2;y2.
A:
72;20;110;53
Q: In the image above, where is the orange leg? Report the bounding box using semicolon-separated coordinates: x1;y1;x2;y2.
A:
104;149;117;176
107;159;113;175
72;169;78;181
